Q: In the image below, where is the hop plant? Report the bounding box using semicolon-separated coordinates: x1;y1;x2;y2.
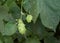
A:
18;19;26;35
26;15;33;23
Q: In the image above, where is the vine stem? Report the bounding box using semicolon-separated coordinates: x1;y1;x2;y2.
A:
20;0;23;19
24;34;28;40
20;0;28;40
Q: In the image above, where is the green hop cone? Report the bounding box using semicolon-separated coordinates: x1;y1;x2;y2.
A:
18;19;26;35
26;15;33;23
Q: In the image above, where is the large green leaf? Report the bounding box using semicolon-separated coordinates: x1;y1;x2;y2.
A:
2;22;17;36
23;0;40;23
23;0;60;30
39;0;60;31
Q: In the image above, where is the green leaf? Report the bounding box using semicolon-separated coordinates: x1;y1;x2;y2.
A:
0;5;12;20
9;2;21;19
39;0;60;31
0;6;13;33
5;0;15;7
23;0;40;23
0;0;5;5
0;20;4;34
3;37;13;43
44;36;58;43
0;33;3;43
57;11;60;21
25;37;40;43
5;1;21;19
0;40;3;43
2;22;17;36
